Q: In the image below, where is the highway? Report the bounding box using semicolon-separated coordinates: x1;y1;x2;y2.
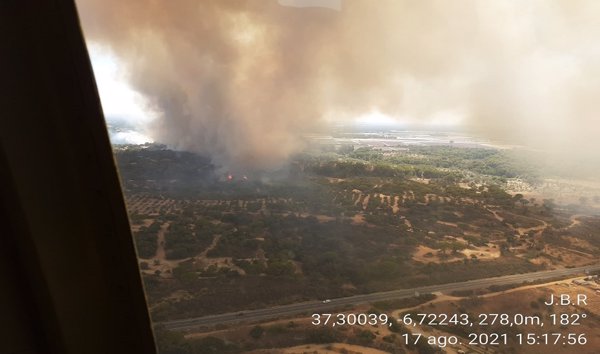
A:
161;264;600;331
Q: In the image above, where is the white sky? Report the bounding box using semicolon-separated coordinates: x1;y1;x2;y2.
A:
88;44;156;136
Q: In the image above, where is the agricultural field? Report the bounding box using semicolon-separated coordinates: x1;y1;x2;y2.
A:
114;143;600;353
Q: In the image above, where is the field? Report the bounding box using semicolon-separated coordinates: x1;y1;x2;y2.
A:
113;142;600;353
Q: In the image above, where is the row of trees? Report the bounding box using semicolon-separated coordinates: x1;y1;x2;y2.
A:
134;221;161;258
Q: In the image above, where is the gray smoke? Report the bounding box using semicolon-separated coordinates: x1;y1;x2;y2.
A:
76;0;600;170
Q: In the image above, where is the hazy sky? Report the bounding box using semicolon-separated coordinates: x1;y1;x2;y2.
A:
78;0;600;169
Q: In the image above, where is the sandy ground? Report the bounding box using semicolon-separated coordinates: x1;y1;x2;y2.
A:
183;276;600;354
155;222;169;260
351;213;366;225
138;222;183;277
524;244;597;268
412;244;500;264
247;343;390;354
130;218;154;232
139;230;241;277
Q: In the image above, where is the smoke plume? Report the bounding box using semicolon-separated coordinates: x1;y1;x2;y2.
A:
76;0;600;170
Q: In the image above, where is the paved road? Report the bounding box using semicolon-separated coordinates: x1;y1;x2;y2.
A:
162;264;600;331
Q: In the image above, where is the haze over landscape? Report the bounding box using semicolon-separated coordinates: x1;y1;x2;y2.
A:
78;0;600;171
73;1;600;353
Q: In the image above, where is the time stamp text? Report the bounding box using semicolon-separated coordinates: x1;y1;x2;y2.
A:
311;293;592;348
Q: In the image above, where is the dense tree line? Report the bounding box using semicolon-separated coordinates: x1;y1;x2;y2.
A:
134;221;161;258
